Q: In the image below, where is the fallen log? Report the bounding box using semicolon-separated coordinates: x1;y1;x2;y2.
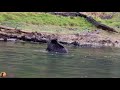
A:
49;12;118;33
0;32;48;43
0;25;31;34
85;16;118;33
0;25;15;30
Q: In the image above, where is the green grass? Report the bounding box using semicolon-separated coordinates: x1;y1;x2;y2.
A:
0;12;93;27
0;12;96;34
0;12;120;34
94;13;120;31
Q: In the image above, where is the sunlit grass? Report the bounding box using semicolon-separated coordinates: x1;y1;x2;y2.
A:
0;12;93;28
0;12;120;34
94;12;120;30
0;12;96;34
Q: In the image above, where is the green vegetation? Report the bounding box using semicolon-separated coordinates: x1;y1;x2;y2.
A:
0;12;96;34
0;12;93;27
0;12;120;34
93;12;120;31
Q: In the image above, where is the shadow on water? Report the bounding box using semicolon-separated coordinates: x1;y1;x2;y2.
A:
0;42;120;78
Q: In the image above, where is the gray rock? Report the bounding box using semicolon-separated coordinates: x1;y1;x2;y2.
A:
71;41;80;46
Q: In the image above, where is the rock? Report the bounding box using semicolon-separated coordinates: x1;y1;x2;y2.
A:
3;37;7;42
59;41;69;45
46;39;68;53
80;44;93;48
39;38;48;43
71;41;80;46
115;41;119;44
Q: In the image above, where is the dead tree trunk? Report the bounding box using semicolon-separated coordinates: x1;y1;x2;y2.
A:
49;12;118;33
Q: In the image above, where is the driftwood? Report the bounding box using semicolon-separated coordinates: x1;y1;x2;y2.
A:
0;25;29;34
85;16;117;33
0;25;48;43
49;12;118;33
0;33;48;43
0;25;69;44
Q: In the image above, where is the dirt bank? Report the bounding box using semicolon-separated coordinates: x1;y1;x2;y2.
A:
0;25;120;48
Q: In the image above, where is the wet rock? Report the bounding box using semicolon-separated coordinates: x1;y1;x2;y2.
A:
46;39;68;53
115;41;119;44
0;37;7;42
80;44;93;48
3;37;7;42
99;40;112;45
59;41;69;45
0;37;17;42
9;35;17;38
39;38;48;43
21;36;32;42
71;41;80;46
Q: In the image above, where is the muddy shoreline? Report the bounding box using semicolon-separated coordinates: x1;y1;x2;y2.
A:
0;25;120;48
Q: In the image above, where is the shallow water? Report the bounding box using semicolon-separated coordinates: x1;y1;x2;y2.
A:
0;41;120;78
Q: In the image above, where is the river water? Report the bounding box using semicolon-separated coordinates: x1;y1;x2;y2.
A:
0;41;120;78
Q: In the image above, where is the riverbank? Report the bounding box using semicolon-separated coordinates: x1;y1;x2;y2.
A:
0;25;120;48
0;12;93;29
0;12;120;48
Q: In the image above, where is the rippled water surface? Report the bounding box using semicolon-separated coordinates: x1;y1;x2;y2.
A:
0;41;120;78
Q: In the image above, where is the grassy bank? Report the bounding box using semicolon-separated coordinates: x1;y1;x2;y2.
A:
93;12;120;31
0;12;96;34
0;12;120;34
1;12;120;46
0;12;93;27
